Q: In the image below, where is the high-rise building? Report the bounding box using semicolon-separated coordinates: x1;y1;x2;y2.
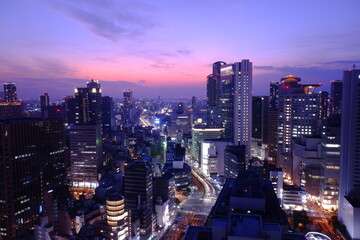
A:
207;61;226;127
124;90;133;109
320;114;341;211
0;119;67;239
3;82;17;102
277;75;321;182
268;82;279;164
63;96;76;125
318;91;329;120
75;79;102;125
329;80;342;116
101;96;114;135
252;96;269;142
338;68;360;239
124;160;153;239
69;124;102;199
220;60;252;159
40;93;50;119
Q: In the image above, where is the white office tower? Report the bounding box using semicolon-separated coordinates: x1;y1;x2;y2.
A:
338;68;360;240
220;59;252;159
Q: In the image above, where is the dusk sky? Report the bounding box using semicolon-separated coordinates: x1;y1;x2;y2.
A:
1;0;360;100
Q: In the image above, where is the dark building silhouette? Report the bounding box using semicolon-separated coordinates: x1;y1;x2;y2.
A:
224;145;246;178
0;101;23;120
4;82;17;102
63;96;76;125
101;96;114;135
252;96;269;143
207;61;225;127
124;160;153;239
0;119;67;239
268;81;279;164
330;80;342;116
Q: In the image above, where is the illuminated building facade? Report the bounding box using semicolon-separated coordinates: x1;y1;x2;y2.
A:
97;194;130;240
277;75;320;182
338;68;360;239
318;91;329;120
102;96;115;135
224;145;246;178
3;82;17;102
0;101;23;120
191;126;224;164
220;60;252;159
0;119;67;239
69;124;102;199
75;79;102;125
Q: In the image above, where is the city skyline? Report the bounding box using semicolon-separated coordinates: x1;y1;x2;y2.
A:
1;0;360;99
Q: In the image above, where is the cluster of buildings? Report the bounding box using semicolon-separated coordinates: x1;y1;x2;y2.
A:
0;60;359;240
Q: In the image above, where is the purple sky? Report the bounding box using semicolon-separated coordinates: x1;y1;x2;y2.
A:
1;0;359;100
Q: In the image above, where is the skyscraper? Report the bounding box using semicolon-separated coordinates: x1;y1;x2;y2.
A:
330;80;342;116
75;79;102;125
101;96;114;135
318;91;329;120
124;160;153;239
3;82;17;102
69;124;102;199
40;93;50;119
338;68;360;239
0;119;67;239
277;75;320;182
268;82;279;164
124;90;133;109
63;96;76;125
252;96;269;143
220;59;252;159
207;61;226;127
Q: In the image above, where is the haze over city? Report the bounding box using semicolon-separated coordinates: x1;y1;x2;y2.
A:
1;0;360;99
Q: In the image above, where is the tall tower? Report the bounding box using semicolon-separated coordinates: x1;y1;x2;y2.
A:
207;61;226;127
338;68;360;239
268;82;279;164
330;80;342;116
220;59;252;159
40;93;50;119
0;119;67;238
277;75;320;182
74;79;102;125
318;91;329;120
124;160;153;240
123;90;133;109
3;82;17;102
101;96;114;135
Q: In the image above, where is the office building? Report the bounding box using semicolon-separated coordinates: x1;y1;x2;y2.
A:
124;160;153;240
224;145;246;178
0;119;67;239
318;91;329;120
75;79;102;125
3;82;17;102
320;114;341;211
201;140;231;176
102;96;114;135
329;80;342;116
69;124;102;199
191;126;224;163
277;75;320;182
268;82;279;164
338;68;360;239
63;96;76;125
252;96;269;160
124;90;133;109
207;61;226;127
40;93;50;119
220;59;252;159
0;101;23;120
